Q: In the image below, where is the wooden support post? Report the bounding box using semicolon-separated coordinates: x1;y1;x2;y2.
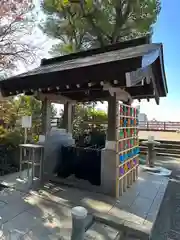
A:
62;102;73;133
101;94;119;198
107;94;117;142
41;97;51;136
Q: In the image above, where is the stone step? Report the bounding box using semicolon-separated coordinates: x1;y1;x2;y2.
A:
140;150;180;159
140;143;180;150
159;143;180;149
85;221;147;239
93;213;150;239
139;139;180;146
85;222;120;239
140;146;180;155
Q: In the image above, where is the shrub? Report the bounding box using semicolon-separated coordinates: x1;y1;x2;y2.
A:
0;126;24;149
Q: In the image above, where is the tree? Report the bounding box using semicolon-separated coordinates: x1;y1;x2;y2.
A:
58;103;107;139
40;0;161;138
41;0;161;55
0;99;17;128
1;0;32;19
0;0;36;73
0;95;57;132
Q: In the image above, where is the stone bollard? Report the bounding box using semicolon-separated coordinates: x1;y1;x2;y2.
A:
71;206;88;240
142;136;160;168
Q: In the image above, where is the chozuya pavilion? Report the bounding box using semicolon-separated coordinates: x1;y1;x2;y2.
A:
0;36;168;198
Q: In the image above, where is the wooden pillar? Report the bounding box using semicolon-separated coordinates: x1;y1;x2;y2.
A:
71;104;75;125
106;94;118;146
62;102;73;133
41;97;51;136
101;94;119;197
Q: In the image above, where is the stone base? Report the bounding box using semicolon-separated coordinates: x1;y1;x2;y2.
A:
141;166;172;177
142;166;161;173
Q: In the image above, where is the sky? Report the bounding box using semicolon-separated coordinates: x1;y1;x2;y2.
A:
139;0;180;121
101;0;180;121
15;0;180;120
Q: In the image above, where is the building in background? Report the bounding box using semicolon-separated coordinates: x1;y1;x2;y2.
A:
136;104;148;128
139;113;148;122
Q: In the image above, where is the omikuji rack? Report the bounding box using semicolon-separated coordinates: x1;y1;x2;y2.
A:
115;102;139;198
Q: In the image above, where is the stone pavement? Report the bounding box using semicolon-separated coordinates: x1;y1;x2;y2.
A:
0;167;168;239
151;169;180;240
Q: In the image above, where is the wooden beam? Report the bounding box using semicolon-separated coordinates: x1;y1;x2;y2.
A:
35;93;76;104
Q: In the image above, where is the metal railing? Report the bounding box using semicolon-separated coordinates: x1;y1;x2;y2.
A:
51;118;180;132
138;121;180;132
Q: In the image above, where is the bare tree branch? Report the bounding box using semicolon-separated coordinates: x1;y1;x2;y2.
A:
0;0;39;74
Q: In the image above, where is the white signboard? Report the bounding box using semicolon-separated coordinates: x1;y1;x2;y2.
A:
21;116;32;128
39;135;45;143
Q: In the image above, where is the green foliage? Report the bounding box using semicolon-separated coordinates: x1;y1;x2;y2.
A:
14;95;42;117
72;103;107;139
83;107;107;122
3;129;24;149
0;126;23;149
0;95;57;142
0;126;7;139
0;95;56;125
41;0;161;55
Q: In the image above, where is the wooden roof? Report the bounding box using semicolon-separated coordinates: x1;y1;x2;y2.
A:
0;36;167;104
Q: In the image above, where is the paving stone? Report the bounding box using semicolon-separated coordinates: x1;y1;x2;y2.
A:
0;201;6;209
159;181;169;193
155;190;166;202
115;190;138;209
148;196;161;214
109;206;131;223
31;188;76;206
27;201;72;236
145;191;165;223
0;201;32;223
21;226;53;240
3;211;43;239
161;177;169;185
139;172;162;186
0;188;25;204
130;196;153;220
138;180;159;199
85;223;119;240
139;188;158;200
0;170;168;239
132;174;163;201
21;222;69;240
145;212;157;223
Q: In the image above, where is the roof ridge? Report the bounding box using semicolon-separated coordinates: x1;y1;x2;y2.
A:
41;35;151;66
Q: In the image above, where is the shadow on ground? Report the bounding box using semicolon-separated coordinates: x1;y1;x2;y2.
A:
0;162;171;239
